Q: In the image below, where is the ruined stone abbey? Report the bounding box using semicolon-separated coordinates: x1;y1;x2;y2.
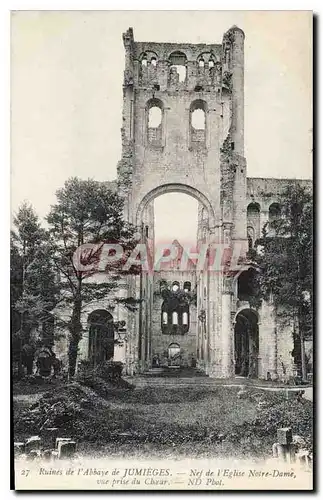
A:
70;26;311;381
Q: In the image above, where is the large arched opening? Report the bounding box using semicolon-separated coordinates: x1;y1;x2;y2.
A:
88;310;115;367
136;183;215;229
234;308;259;378
135;183;214;371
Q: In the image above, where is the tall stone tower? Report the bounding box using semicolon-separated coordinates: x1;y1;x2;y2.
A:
118;26;248;377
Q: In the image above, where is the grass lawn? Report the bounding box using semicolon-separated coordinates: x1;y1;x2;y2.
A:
13;378;313;460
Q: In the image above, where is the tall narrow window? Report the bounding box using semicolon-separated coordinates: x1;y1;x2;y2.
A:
190;100;207;146
269;203;281;222
191;109;205;130
161;297;189;335
247;203;261;239
148;107;162;128
169;51;187;84
147;98;163;146
172;311;178;325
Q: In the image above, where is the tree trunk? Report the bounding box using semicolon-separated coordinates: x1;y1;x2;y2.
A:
300;331;307;383
68;288;82;378
68;338;79;378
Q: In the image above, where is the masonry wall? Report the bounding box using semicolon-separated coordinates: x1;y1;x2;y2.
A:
151;270;198;367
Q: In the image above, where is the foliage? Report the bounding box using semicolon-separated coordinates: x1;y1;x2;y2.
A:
253;184;313;379
155;279;197;306
14;383;312;458
46;177;140;376
11;203;59;365
255;185;312;319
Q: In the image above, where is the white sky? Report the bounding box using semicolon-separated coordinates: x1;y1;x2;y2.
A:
11;11;312;243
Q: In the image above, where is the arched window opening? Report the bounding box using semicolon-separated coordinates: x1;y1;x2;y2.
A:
172;281;180;292
169;51;187;84
190;100;207;145
269;203;282;222
198;58;205;68
140;51;158;81
234;309;259;378
237;268;258;302
170;65;186;82
184;281;191;292
88;310;114;367
147;98;163;146
191;109;205;130
247;203;261;239
172;311;178;325
208;58;215;69
148;106;162;128
161;295;190;335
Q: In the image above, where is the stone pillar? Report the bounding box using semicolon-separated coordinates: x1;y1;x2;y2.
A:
207;227;222;377
158;60;169;91
259;301;278;380
228;25;245;156
221;276;234;377
186;61;197;90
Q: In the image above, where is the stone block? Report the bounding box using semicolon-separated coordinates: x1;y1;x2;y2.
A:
272;443;286;460
277;427;293;446
25;436;41;453
41;427;59;448
58;440;76;459
55;437;72;449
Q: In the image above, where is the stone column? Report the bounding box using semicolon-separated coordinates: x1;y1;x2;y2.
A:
221;276;234;377
259;301;278;380
207;226;222;377
228;26;245;156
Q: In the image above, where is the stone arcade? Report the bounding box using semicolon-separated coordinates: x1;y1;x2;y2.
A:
58;26;311;381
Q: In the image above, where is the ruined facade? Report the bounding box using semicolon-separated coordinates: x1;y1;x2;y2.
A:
71;27;312;381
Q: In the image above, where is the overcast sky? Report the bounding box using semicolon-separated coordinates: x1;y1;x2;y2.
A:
11;10;312;242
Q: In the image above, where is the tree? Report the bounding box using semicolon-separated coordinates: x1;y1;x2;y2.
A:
254;184;313;381
11;203;59;375
46;177;139;377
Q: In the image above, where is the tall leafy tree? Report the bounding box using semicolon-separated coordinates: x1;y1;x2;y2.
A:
254;184;313;381
46;178;139;377
11;203;59;373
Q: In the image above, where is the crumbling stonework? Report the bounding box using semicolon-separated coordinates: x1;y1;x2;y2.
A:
70;27;312;382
